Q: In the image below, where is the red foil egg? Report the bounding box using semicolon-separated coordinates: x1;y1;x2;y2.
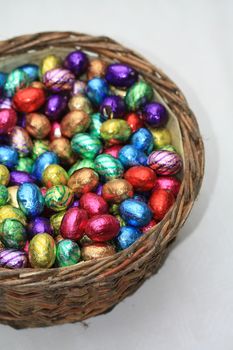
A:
13;87;46;113
125;112;143;132
50;122;62;141
124;166;156;192
0;109;17;134
153;176;181;197
60;207;88;240
85;214;120;242
142;219;157;233
103;145;122;158
79;192;108;217
40;187;47;197
149;189;175;221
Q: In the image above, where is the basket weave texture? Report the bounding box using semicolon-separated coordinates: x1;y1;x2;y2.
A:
0;31;204;329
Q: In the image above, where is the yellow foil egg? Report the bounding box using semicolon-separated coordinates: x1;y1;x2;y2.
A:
8;186;19;208
68;94;93;115
100;119;131;144
0;205;26;225
149;127;172;148
81;242;116;261
60;110;91;138
40;54;61;77
29;233;56;268
0;164;10;186
87;59;107;80
42;164;69;188
67;168;99;196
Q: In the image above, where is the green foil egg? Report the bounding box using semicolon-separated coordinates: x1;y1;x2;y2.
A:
32;140;50;159
71;133;102;160
45;185;74;212
115;214;126;227
94;154;124;180
100;119;131;144
68;159;95;177
125;81;154;111
16;157;34;173
89;112;105;139
50;210;66;235
4;69;30;97
158;144;177;152
56;239;81;267
0;218;27;249
0;185;9;206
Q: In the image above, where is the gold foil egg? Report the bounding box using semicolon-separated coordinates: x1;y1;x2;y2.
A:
8;186;19;208
26;113;51;139
149;127;172;148
50;137;77;165
68;94;93;114
50;210;66;235
102;179;134;204
0;164;10;186
42;164;69;188
60;110;91;138
67;168;99;196
0;205;26;225
81;242;116;261
29;233;56;268
40;54;61;77
87;59;107;80
31;81;45;89
100;119;131;144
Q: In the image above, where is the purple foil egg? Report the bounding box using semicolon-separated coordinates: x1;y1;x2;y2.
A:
105;63;138;88
64;50;89;77
95;183;103;196
10;170;36;185
17;113;27;128
44;94;67;120
72;80;86;96
0;97;12;109
28;217;53;239
147;150;183;175
43;68;75;92
0;249;28;269
143;102;168;127
100;95;125;119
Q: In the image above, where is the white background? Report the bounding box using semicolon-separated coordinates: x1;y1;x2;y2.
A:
0;0;232;349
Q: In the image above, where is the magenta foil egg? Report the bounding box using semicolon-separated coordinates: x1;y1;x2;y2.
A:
153;176;181;197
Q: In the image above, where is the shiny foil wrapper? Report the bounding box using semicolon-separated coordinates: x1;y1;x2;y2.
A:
8;186;19;208
142;102;168;128
71;133;102;160
105;63;138;88
118;145;147;168
147;150;183;175
10;170;36;186
125;81;154;111
26;113;51;139
0;185;9;206
153;176;181;197
64;50;89;77
102;179;134;204
67;168;99;196
0;108;17;135
87;59;107;80
100;119;131;144
61;111;91;138
0;218;27;249
42;68;75;92
0;249;28;269
60;207;88;240
29;233;56;268
45;185;74;212
32;140;50;159
50;210;66;235
125;112;144;133
68;159;95;177
81;242;116;261
149;189;175;221
10;126;33;156
42;164;68;188
119;199;152;227
79;192;108;216
0;145;19;169
4;69;30;98
32;151;59;181
0;164;10;186
0;205;27;225
13;87;46;113
124;165;156;192
50;122;62;141
68;94;93;115
56;239;81;267
85;214;120;242
130;127;153;153
17;183;44;217
149;127;172;148
40;54;61;77
16;157;34;173
50;137;77;165
94;154;124;181
115;226;142;250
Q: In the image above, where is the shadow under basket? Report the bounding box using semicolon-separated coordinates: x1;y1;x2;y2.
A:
0;31;204;329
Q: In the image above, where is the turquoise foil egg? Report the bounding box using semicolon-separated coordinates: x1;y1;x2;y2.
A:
17;64;39;82
4;68;30;97
17;183;44;217
71;133;102;160
86;78;109;105
0;72;8;92
89;112;105;138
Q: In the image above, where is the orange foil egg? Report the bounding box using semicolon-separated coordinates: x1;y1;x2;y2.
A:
60;110;91;138
13;87;46;113
67;168;99;196
125;112;144;133
149;189;175;221
87;59;107;80
26;113;51;139
102;179;134;204
124;166;156;192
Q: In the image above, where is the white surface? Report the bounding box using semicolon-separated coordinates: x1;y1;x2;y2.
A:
0;0;232;349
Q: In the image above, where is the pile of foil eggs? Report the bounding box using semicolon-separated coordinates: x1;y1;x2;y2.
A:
0;50;183;269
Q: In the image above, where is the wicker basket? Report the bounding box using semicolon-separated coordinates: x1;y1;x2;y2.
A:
0;31;204;329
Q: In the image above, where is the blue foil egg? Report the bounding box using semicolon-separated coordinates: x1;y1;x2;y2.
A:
0;146;18;169
0;72;7;92
115;226;142;250
118;145;147;168
17;183;44;217
18;64;39;82
130;128;154;153
119;199;152;227
133;194;147;202
86;78;109;105
32;151;59;181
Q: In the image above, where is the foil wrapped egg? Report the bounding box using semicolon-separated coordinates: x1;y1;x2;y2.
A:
9;126;33;156
45;185;74;212
87;58;107;80
4;68;30;97
119;199;152;227
68;159;95;177
81;242;116;261
44;94;67;121
149;127;172;148
0;72;7;93
147;150;183;175
50;137;77;165
13;87;46;113
85;214;120;242
153;176;181;197
17;183;45;217
0;205;26;225
67;168;99;196
103;145;122;158
68;94;93;114
149;189;175;221
86;77;109;106
50;122;62;141
100;95;125;119
125;81;154;111
28;216;53;240
18;64;39;82
0;249;28;269
125;112;144;133
32;140;50;159
32;151;59;181
10;170;36;186
0;97;11;110
71;133;102;160
115;226;142;250
64;50;89;76
7;186;19;208
40;54;61;76
60;207;88;240
89;112;105;139
56;239;81;267
0;218;27;249
29;233;56;268
130;127;153;153
124;166;156;191
158;144;176;152
118;145;147;167
94;154;124;180
0;145;19;169
102;179;133;204
42;164;68;188
50;210;66;235
79;192;108;216
100;119;131;145
0;185;9;206
60;111;91;138
72;80;86;96
143;102;168;127
43;68;75;92
141;219;157;234
30;81;45;89
0;164;10;185
16;157;34;173
0;108;17;135
26;113;51;139
105;63;138;88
